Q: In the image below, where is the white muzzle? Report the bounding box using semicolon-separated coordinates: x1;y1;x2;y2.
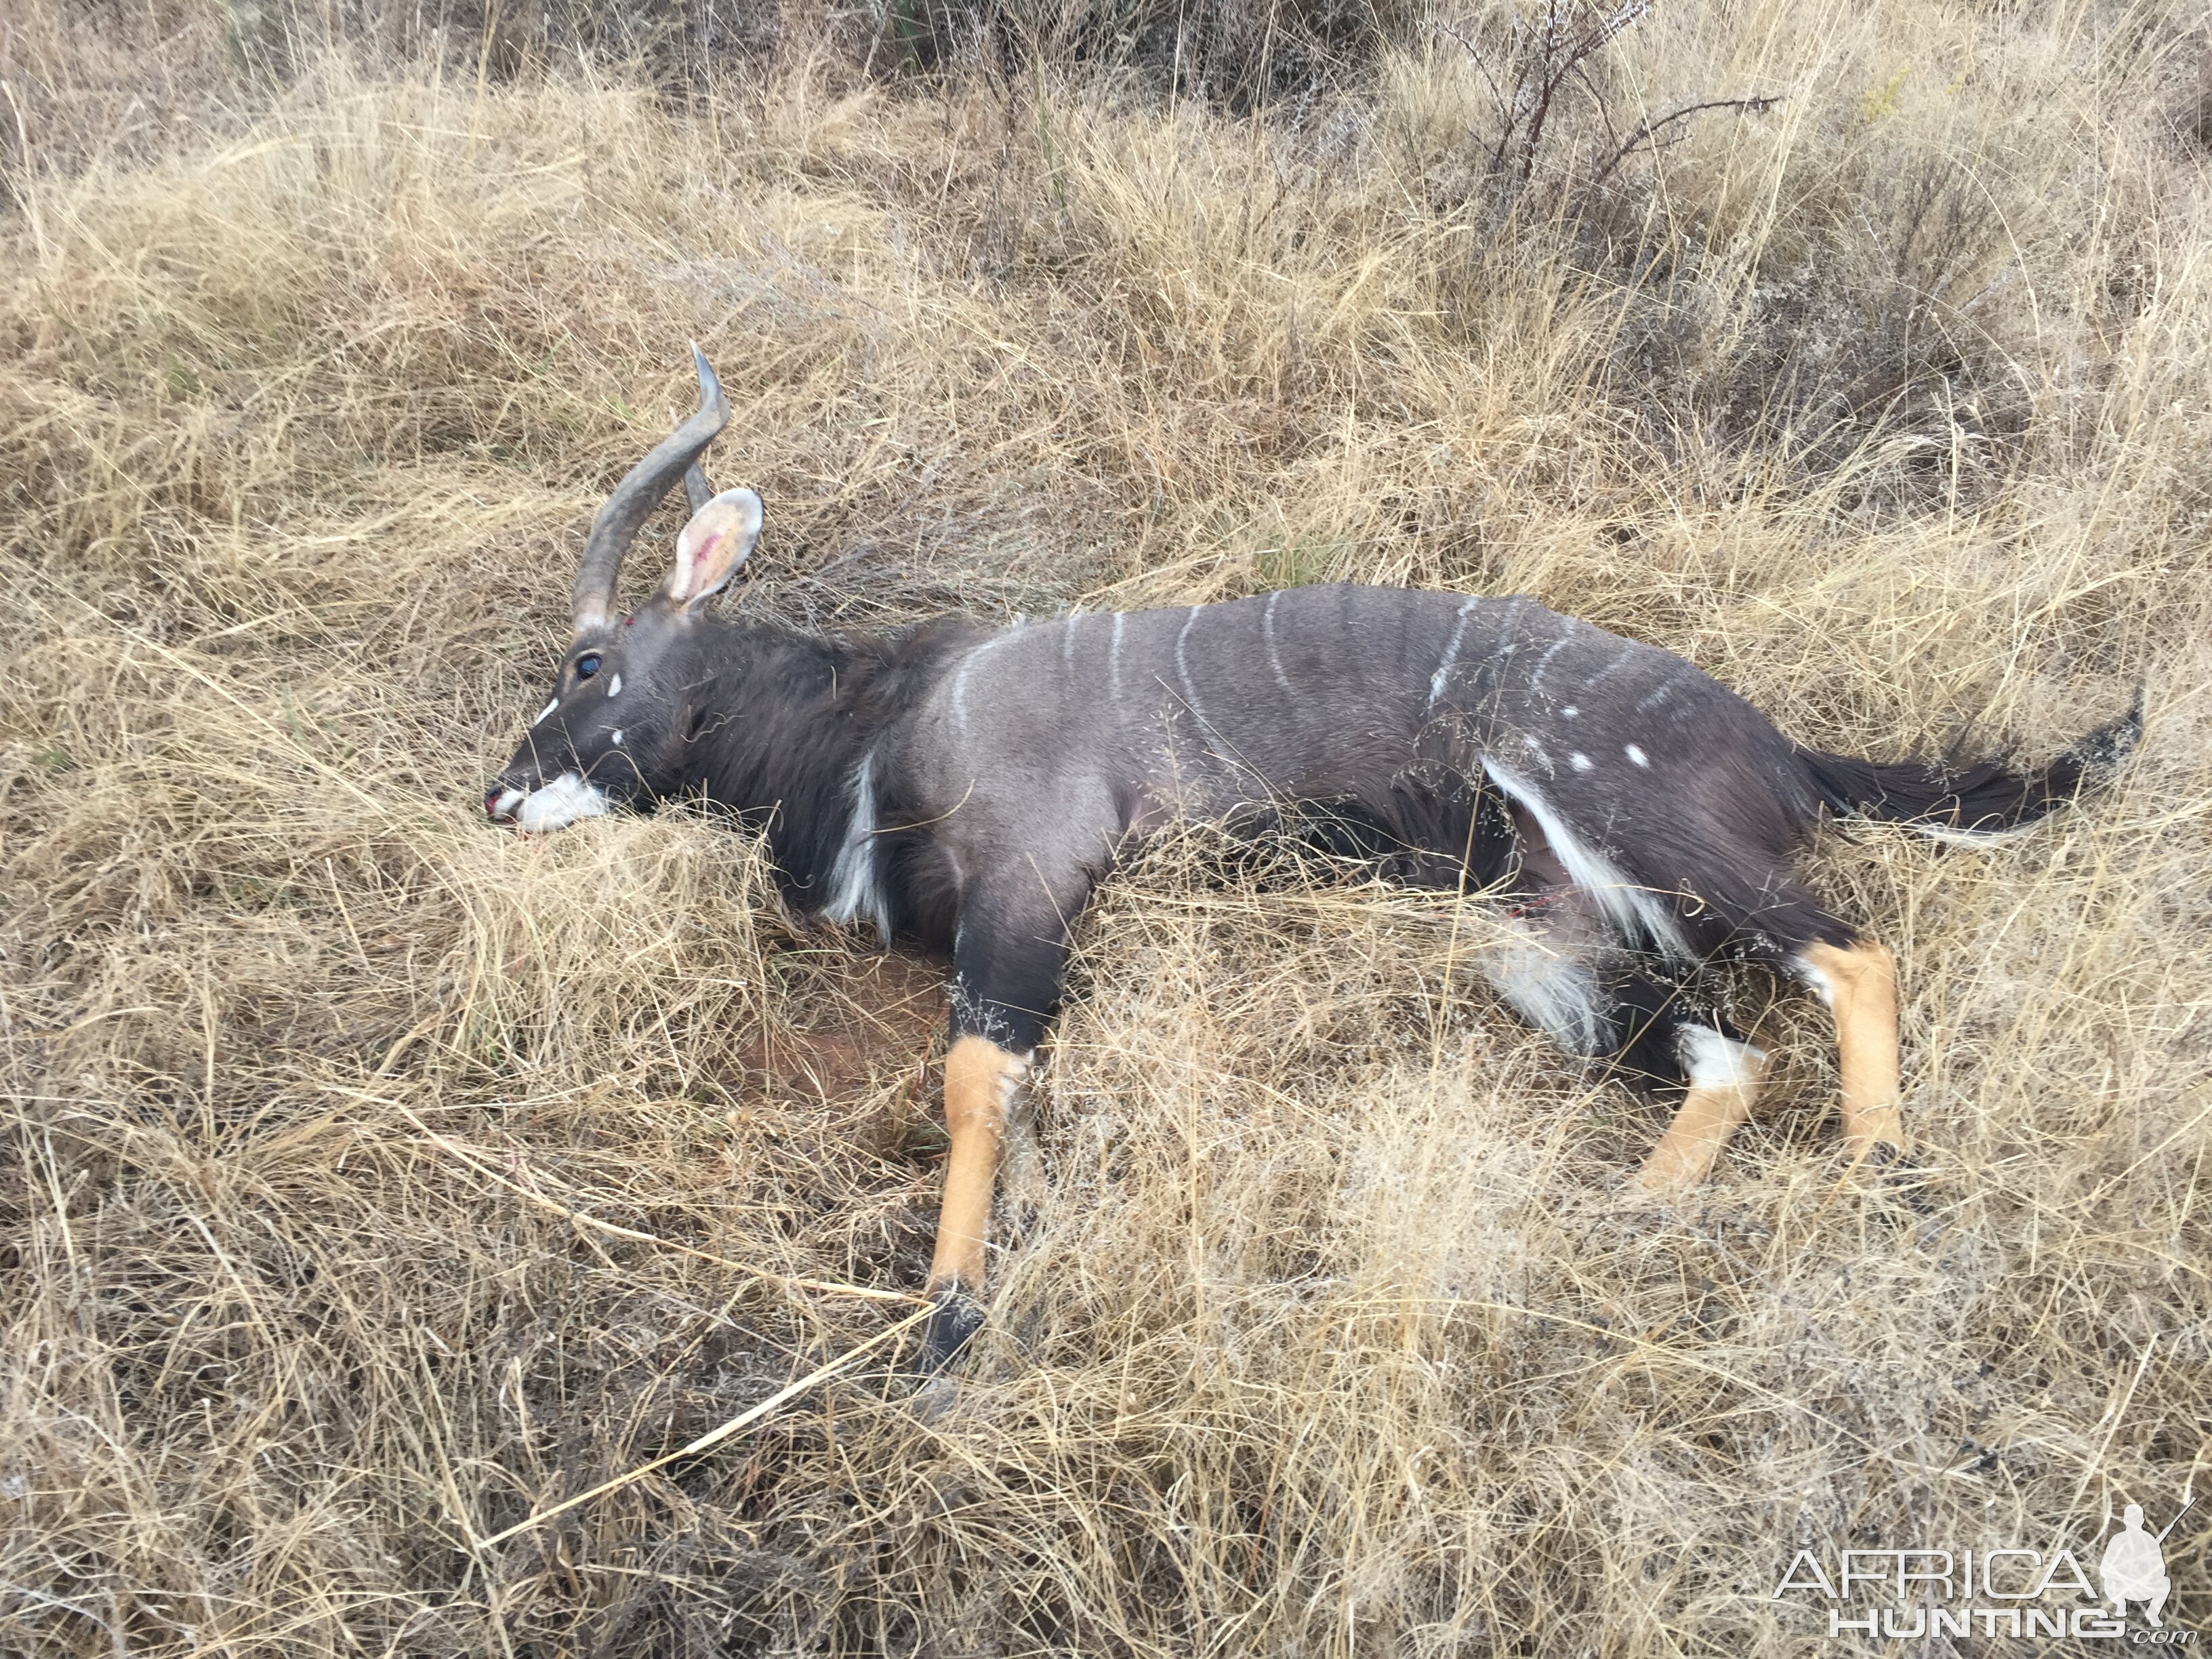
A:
509;771;612;834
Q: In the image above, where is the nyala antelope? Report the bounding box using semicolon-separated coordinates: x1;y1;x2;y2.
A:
487;350;2138;1368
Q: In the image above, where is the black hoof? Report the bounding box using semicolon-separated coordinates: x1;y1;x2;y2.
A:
920;1288;983;1373
1883;1162;1937;1219
1857;1143;1936;1220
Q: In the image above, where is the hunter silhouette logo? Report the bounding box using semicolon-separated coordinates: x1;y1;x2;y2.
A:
2103;1500;2192;1629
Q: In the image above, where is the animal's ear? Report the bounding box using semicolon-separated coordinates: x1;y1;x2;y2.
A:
666;488;762;612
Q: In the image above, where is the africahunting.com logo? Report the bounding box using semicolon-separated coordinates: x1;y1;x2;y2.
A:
1774;1498;2196;1642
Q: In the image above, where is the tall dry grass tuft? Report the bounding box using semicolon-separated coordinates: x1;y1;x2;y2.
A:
3;1;2209;1652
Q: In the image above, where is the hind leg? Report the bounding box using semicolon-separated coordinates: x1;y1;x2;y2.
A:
1795;937;1906;1164
1477;890;1768;1189
1637;1024;1773;1193
1601;968;1769;1193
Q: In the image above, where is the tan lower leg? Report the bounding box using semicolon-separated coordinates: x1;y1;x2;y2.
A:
924;1036;1030;1298
1637;1042;1771;1193
1800;939;1907;1161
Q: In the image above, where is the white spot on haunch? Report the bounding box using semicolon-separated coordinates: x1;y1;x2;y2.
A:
1677;1025;1765;1090
534;699;559;726
1262;590;1293;695
607;672;622;698
1429;597;1481;710
1570;752;1593;772
1561;705;1578;719
1483;760;1692;960
1625;745;1648;768
515;771;611;834
823;753;892;945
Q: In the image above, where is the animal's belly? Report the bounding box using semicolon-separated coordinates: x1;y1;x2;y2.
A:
1116;760;1518;896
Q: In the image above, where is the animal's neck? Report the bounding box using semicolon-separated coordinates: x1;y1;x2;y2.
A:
678;619;880;905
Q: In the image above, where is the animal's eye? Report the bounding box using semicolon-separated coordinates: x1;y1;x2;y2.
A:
575;653;602;680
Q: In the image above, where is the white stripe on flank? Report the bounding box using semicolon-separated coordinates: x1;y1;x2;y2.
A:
1175;607;1208;726
1583;647;1635;691
823;753;893;945
1483;758;1692;960
1110;613;1126;704
1061;613;1079;674
951;636;1004;733
1262;591;1294;695
1428;597;1481;710
1528;636;1572;691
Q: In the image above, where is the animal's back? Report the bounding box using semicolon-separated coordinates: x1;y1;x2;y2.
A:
919;584;1801;810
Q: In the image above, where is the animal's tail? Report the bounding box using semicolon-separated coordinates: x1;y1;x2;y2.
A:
1795;693;2142;842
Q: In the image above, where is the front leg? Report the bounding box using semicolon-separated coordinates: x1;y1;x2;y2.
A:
923;1034;1031;1366
922;879;1078;1370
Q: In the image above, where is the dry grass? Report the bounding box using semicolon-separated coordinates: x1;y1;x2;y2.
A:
3;2;2209;1653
